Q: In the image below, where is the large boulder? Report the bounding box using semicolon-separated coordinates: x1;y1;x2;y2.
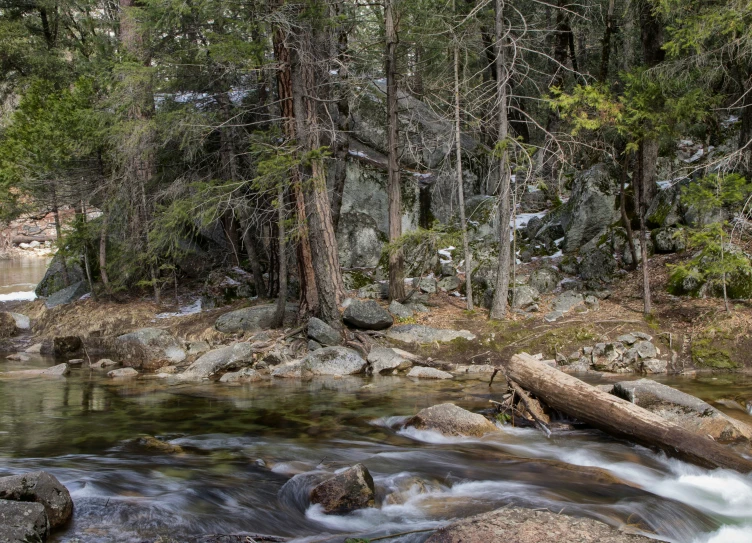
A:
6;313;30;331
343;300;392;330
386;325;475;344
218;367;264;383
301;347;367;376
115;328;186;370
560;164;621;253
529;267;560;294
652;227;686;254
613;379;752;442
578;246;617;283
307;317;342;346
405;403;499;437
508;285;539;309
425;507;653;543
645;180;686;228
0;471;73;528
34;253;85;297
179;343;254;381
336;211;384;268
215;303;297;334
309;464;375;514
44;280;89;309
0;500;49;543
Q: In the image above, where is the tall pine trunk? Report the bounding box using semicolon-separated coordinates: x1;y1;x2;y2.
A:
490;0;512;320
454;41;473;311
385;0;405;301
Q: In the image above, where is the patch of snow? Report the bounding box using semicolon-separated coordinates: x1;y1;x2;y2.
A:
512;212;548;230
554;237;564;247
684;148;704;163
156;299;203;319
348;149;370;159
0;291;36;302
438;247;455;263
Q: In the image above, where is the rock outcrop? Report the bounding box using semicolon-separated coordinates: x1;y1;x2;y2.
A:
343;300;393;330
214;303;297;334
0;471;73;528
0;500;49;543
367;347;413;375
179;343;253;381
386;325;475;344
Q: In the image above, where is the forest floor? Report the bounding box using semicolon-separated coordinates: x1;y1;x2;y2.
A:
6;250;752;373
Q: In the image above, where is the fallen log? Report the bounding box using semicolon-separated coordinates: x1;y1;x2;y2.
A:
12;235;55;244
503;353;752;472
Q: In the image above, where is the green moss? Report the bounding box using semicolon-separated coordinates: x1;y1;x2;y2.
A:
691;327;738;369
344;270;372;290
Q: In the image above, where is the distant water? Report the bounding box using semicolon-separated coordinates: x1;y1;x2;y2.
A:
0;258;49;301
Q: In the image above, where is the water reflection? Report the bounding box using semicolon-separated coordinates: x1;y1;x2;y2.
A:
0;257;50;299
0;369;751;543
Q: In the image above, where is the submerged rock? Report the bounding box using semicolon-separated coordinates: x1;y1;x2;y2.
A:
406;367;453;380
0;471;73;528
179;343;253;381
0;364;70;379
219;368;264;383
90;358;118;369
425;507;653;543
307;317;342;346
309;464;375;514
131;436;184;455
405;403;499;437
115;328;186;370
386;325;475;344
301;347;366;376
613;379;752;442
0;500;49;543
107;368;138;379
343;300;393;330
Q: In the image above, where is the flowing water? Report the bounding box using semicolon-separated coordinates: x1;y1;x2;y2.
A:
2;361;752;543
0;257;49;300
2;259;752;543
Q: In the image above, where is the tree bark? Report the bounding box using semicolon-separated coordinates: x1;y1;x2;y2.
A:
238;210;267;297
272;183;288;328
504;353;752;473
99;212;113;296
454;42;473;311
598;0;616;83
51;186;70;288
330;5;351;234
385;0;405;302
490;0;511;320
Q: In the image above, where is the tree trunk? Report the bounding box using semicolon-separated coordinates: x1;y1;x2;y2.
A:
504;353;752;473
620;153;638;268
330;6;351;234
454;43;473;311
239;210;267;297
598;0;616;83
290;30;345;327
490;0;512;320
99;212;112;296
272;184;288;328
51;187;70;288
80;201;97;301
637;139;658;314
385;0;405;302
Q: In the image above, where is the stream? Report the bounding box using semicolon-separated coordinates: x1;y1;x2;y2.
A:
0;257;49;301
2;362;752;543
2;259;752;543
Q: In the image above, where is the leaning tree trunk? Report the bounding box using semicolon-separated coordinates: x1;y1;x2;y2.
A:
454;41;473;311
504;353;752;472
385;0;405;302
490;0;512;320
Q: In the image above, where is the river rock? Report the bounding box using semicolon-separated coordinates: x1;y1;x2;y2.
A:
214;303;297;334
0;471;73;528
6;313;29;331
5;354;29;362
309;464;375;514
388;300;413;319
413;277;437;294
271;361;303;378
425;507;653;543
107;367;138;379
0;500;49;543
1;363;71;379
219;368;264;383
307;317;342;346
44;280;89;308
343;300;393;330
405;403;499;437
180;343;254;380
613;379;752;442
90;358;118;369
301;347;366;376
115;328;186;370
406;367;453;379
0;313;17;339
386;325;475;344
367;347;412;374
529;267;560;294
24;344;43;354
641;358;668;374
